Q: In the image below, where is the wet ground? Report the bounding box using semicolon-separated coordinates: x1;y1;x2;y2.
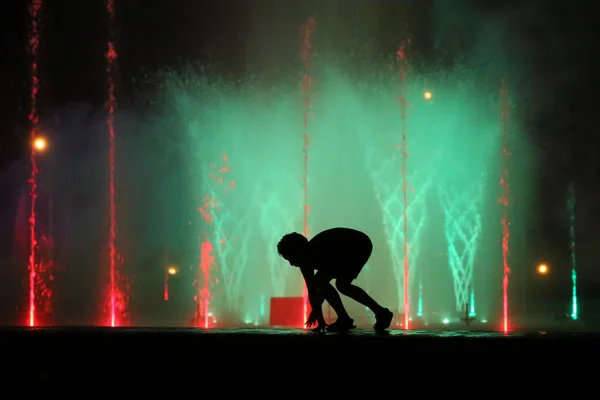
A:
5;326;522;336
1;327;598;387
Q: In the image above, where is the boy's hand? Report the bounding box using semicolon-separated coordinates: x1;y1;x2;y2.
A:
305;309;326;329
305;310;319;328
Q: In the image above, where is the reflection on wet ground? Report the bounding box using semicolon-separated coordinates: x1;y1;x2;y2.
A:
4;326;598;338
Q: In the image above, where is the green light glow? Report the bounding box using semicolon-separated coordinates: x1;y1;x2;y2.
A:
469;291;476;317
260;294;265;317
571;270;577;320
568;182;578;320
417;281;423;317
440;178;483;313
157;47;530;326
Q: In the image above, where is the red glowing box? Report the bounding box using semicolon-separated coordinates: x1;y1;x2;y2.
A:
270;297;311;328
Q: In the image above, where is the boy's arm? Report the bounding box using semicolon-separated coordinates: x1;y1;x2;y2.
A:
300;267;325;319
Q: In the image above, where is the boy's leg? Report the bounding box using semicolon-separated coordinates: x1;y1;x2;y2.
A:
314;271;355;332
333;241;382;313
314;272;352;322
336;277;393;331
335;278;385;314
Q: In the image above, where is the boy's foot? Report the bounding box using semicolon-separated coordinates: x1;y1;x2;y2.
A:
326;317;356;333
310;324;327;333
374;309;393;332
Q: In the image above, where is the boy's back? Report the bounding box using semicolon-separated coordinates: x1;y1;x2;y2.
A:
308;228;372;278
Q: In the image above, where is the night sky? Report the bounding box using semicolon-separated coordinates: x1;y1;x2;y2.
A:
0;0;599;319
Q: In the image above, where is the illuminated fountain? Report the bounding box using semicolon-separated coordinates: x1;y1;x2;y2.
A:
369;152;433;327
438;172;484;316
12;3;539;330
154;48;526;329
567;182;578;321
24;0;56;327
14;58;525;330
104;0;127;328
257;172;303;298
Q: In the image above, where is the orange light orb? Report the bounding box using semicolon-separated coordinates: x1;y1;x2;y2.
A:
424;91;432;100
537;264;548;275
167;267;177;275
33;137;47;151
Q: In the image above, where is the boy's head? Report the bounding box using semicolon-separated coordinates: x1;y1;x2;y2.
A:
277;232;309;267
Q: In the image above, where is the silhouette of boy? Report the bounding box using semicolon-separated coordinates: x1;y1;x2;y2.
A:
277;227;393;333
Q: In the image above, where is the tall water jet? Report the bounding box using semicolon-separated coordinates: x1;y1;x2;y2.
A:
397;41;410;329
27;0;43;327
499;80;510;333
300;17;316;326
567;182;577;320
105;0;126;327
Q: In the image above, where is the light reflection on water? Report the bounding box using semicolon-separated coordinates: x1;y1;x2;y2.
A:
6;326;596;338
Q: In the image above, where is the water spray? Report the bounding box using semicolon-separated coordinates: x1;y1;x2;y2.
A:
27;0;43;327
499;80;511;333
567;182;578;320
105;0;126;327
300;17;316;326
397;40;410;330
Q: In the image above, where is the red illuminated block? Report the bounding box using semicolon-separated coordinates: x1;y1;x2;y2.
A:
270;297;311;328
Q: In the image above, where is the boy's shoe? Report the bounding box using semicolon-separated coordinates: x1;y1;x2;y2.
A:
310;324;328;333
326;318;356;333
374;309;393;332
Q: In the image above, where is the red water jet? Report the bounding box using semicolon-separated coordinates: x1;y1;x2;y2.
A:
499;80;510;333
197;240;214;328
163;251;169;301
300;17;316;327
27;0;43;327
194;154;232;328
397;40;410;330
105;0;126;327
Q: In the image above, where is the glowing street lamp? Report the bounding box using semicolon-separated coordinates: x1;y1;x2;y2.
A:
537;263;549;275
167;266;177;275
423;91;432;100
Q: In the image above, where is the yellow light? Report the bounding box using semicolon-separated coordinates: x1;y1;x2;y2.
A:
167;267;177;275
423;91;432;100
537;264;548;275
33;137;47;151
